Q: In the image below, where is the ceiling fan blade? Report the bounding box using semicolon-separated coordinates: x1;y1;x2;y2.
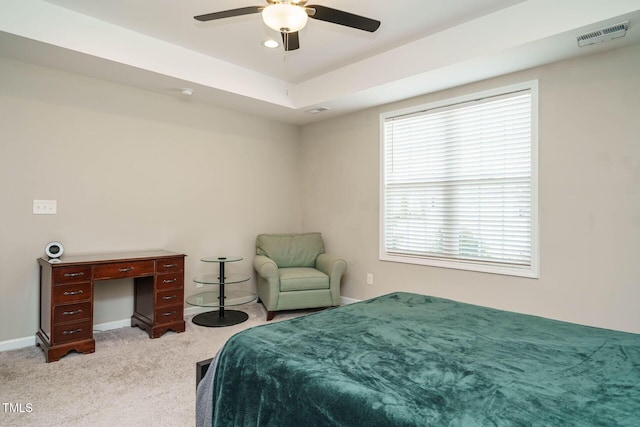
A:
307;5;380;32
194;6;261;22
281;31;300;51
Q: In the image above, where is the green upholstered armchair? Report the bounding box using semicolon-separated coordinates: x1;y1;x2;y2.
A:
253;232;347;320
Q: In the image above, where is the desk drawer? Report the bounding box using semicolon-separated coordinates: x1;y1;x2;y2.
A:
94;260;155;280
157;257;184;274
156;288;183;308
53;266;91;285
157;273;184;290
53;282;92;304
155;306;183;324
52;320;92;344
53;302;91;323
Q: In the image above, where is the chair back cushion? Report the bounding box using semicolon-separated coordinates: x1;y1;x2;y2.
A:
256;233;324;268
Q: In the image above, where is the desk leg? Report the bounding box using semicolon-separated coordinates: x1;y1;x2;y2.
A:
36;331;95;363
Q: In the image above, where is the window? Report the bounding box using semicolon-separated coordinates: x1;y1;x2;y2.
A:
380;81;538;278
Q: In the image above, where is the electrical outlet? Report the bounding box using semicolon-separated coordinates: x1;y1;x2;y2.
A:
33;200;57;215
366;273;374;285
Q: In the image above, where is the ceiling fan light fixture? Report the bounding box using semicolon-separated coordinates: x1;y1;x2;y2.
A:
262;3;308;33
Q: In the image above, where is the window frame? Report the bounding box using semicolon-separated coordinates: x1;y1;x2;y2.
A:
379;81;539;278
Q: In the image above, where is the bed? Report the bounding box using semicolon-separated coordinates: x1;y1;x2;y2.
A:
196;292;640;426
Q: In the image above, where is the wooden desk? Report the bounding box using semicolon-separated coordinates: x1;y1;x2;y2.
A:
36;250;186;362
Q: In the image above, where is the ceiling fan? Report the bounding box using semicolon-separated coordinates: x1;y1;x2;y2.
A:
194;0;381;51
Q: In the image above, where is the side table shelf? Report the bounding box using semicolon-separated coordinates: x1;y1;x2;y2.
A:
187;256;256;327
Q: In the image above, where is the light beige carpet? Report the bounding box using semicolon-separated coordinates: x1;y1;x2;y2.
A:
0;303;305;427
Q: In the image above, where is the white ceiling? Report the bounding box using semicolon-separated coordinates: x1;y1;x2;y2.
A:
43;0;524;83
1;0;640;125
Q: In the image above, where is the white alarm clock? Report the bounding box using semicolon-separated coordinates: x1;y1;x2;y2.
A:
45;241;64;263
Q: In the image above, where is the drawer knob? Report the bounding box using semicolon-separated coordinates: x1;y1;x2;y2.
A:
161;295;177;300
63;309;83;315
64;272;85;278
162;311;177;317
118;267;135;273
62;328;82;335
63;290;84;296
162;278;177;284
163;263;178;268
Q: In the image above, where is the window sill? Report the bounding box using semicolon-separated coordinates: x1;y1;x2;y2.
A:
380;253;539;279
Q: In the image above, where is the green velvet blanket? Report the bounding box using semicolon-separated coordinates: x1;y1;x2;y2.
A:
209;292;640;426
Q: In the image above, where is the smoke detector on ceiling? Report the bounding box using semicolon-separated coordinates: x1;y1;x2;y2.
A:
577;21;629;47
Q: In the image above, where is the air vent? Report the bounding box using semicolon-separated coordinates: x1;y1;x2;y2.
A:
577;21;629;47
306;106;330;114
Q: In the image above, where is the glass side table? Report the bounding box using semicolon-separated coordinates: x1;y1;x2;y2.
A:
187;256;256;327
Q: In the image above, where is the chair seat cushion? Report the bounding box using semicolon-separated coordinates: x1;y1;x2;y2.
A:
280;267;329;292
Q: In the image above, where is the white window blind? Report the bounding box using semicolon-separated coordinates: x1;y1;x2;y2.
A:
381;83;538;277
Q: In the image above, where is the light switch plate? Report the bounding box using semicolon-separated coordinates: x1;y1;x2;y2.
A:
33;200;57;215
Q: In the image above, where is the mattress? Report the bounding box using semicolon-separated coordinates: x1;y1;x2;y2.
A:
197;292;640;426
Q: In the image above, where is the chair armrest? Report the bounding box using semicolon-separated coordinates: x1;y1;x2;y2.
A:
316;254;347;306
253;255;279;280
316;254;347;280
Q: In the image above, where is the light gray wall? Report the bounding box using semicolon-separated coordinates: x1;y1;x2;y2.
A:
0;58;302;342
2;43;639;344
300;43;640;333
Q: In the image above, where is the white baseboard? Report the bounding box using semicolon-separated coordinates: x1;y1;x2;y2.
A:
91;318;132;333
0;336;36;352
1;299;362;352
0;317;144;352
341;296;360;305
